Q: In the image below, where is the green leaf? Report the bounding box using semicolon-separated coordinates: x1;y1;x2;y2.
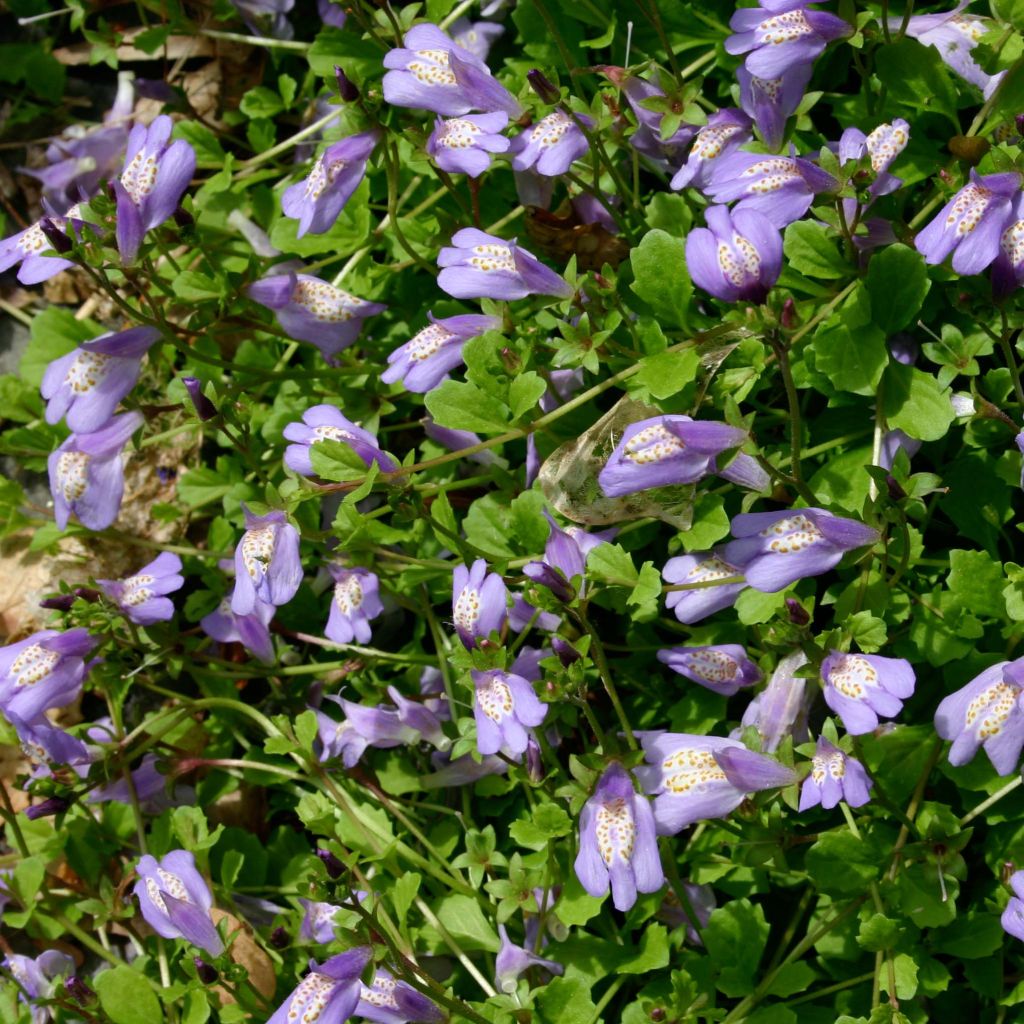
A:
12;855;46;906
172;271;222;303
391;871;421;927
895;863;959;927
630;229;692;328
557;874;604;926
240;85;284;119
616;923;670;973
812;321;888;396
702;898;769;996
536;977;597;1024
425;380;511;434
875;38;958;122
783;221;851;280
846;611;888;652
586;543;638;586
433;894;499;951
764;961;817;997
865;244;931;333
932;912;1004;958
947;549;1004;618
881;361;955;441
95;965;162;1024
880;953;919;1000
857;912;902;952
173;123;226;166
805;830;880;894
508;371;547;420
508;803;572;850
634;348;701;401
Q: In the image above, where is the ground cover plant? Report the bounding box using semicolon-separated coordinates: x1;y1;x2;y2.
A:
4;0;1024;1021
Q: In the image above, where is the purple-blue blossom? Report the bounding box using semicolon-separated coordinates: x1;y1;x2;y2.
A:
113;115;196;263
48;409;143;531
282;129;380;237
598;416;748;497
7;710;91;782
737;65;811;151
0;628;95;721
231;507;303;615
798;737;872;810
42;325;160;434
284;405;398;477
267;948;372;1024
97;551;184;625
133;849;224;955
0;211;79;285
325;567;384;644
574;762;663;911
437;228;572;301
495;924;563;993
298;898;340;944
723;508;879;593
662;550;747;624
915;170;1020;275
356;967;444;1024
472;669;547;757
935;658;1024;775
381;313;502;393
452;558;508;649
201;597;276;665
737;651;811;753
426;113;509;177
621;74;697;167
821;650;916;735
523;511;613;601
511;111;590;177
993;193;1024;300
725;0;850;78
670;109;752;191
248;271;386;362
382;23;521;117
657;645;762;697
685;205;782;304
4;951;74;1024
1003;871;1024;942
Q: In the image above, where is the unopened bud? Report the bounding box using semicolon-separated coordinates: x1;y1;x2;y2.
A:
650;1009;666;1022
316;847;344;879
334;66;359;102
526;737;543;782
527;69;560;104
780;297;798;330
182;376;218;421
270;925;289;949
39;595;75;612
135;78;177;103
74;587;100;602
785;598;810;626
65;976;95;1004
25;797;69;819
551;636;580;666
40;218;72;254
193;957;218;984
173;206;194;228
886;474;907;502
948;134;990;165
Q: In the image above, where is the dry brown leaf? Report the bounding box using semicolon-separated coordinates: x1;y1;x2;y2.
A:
210;908;277;1002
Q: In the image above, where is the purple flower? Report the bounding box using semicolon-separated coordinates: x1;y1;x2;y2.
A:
201;597;275;665
671;110;752;191
231;507;302;615
449;17;504;61
893;4;1005;98
438;228;572;301
232;0;294;39
723;508;879;593
382;23;521;117
452;558;508;649
182;376;217;420
381;313;502;393
356;967;444;1024
113;115;196;263
4;951;74;1024
935;658;1024;775
267;948;372;1024
799;737;872;810
598;416;748;498
472;669;547;757
0;628;95;721
821;650;916;735
635;732;793;834
838;119;910;198
878;429;921;472
914;170;1020;275
495;924;563;993
993;193;1024;300
704;151;839;229
686;205;782;304
426;113;510;177
284;405;398;476
737;651;811;753
282;130;380;237
97;551;184;625
248;272;386;363
0;215;77;285
510;111;590;177
318;0;346;28
622;74;698;167
7;710;91;781
574;762;663;911
325;567;384;644
657;645;762;697
299;899;340;943
737;65;811;150
523;512;612;601
1003;871;1024;941
88;752;192;813
725;0;850;78
662;550;747;624
48;410;143;531
134;849;224;956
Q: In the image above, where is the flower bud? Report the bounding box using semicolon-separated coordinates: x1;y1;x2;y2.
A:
39;218;73;254
74;587;100;602
948;134;990;165
65;976;95;1004
334;65;359;102
182;377;218;421
780;297;798;330
785;598;810;626
173;206;194;228
316;847;344;879
885;474;907;502
527;69;560;104
135;78;177;103
39;595;75;612
193;957;218;984
25;797;70;819
551;636;580;666
270;926;290;949
526;736;544;782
